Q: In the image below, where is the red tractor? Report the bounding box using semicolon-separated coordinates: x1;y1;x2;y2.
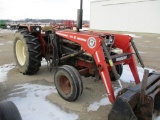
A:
13;0;160;119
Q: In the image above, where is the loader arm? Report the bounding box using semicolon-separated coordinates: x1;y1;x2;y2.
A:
56;30;141;103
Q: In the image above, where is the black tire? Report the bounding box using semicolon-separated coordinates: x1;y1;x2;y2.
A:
54;65;83;102
109;64;123;81
154;92;160;111
63;65;83;96
0;101;22;120
14;29;42;75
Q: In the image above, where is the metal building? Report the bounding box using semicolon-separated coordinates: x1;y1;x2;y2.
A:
90;0;160;34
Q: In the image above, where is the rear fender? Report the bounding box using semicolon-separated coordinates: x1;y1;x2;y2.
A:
18;25;41;33
18;26;45;56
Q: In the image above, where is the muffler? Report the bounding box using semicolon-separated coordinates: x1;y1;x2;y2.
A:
108;70;160;120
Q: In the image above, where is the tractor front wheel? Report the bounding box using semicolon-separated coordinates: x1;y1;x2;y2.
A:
54;65;83;102
14;29;42;75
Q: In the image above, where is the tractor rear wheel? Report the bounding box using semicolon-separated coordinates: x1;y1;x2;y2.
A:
54;65;83;102
110;64;123;81
14;29;42;75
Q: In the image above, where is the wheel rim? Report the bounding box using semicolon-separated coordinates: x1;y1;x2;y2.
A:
16;40;26;66
58;75;71;94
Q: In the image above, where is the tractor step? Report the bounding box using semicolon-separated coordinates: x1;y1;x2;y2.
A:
108;70;160;120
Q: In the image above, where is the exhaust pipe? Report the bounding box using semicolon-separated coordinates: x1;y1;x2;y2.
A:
76;0;83;32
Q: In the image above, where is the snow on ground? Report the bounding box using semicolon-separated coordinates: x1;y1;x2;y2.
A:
0;29;17;33
0;63;15;82
87;97;111;112
120;65;154;83
0;43;4;46
123;34;142;38
0;63;79;120
155;116;160;120
41;58;47;66
0;62;159;119
87;87;121;112
7;84;78;120
158;37;160;39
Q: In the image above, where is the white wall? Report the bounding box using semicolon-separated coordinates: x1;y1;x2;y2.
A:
90;0;160;33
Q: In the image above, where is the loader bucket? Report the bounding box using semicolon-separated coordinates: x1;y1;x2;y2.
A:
108;70;160;120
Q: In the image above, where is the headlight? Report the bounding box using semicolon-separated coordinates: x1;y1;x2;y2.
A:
104;35;114;45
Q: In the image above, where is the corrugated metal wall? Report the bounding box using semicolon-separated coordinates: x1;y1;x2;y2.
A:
90;0;160;33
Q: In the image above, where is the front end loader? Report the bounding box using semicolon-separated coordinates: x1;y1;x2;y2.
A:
13;0;160;119
108;70;160;120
